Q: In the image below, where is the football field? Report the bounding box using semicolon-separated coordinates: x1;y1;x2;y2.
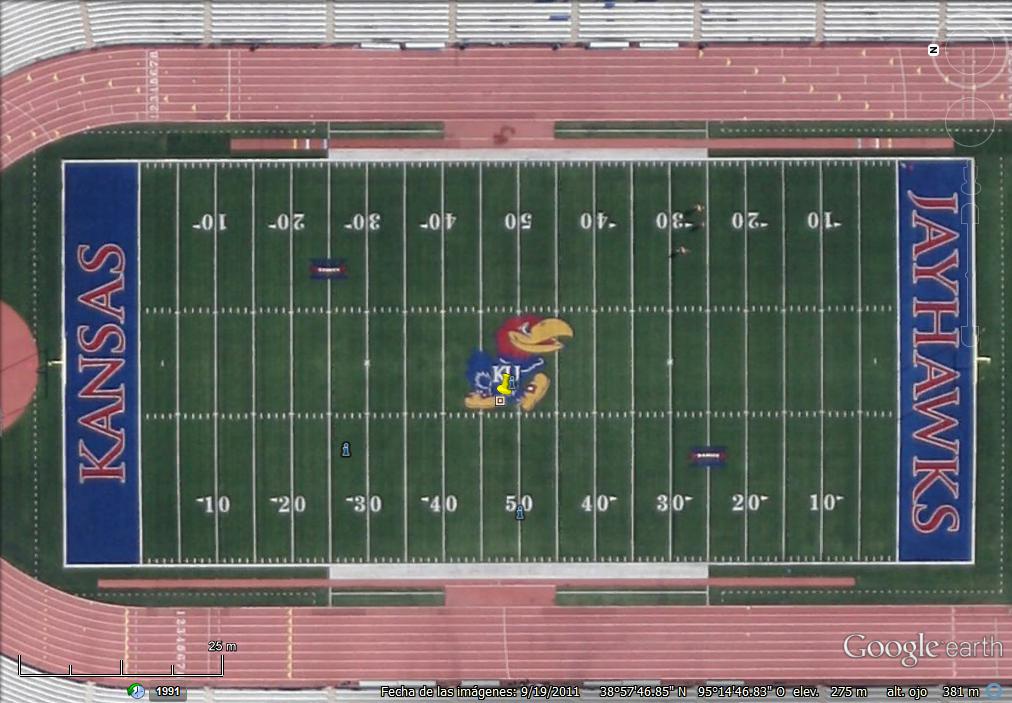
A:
62;154;977;568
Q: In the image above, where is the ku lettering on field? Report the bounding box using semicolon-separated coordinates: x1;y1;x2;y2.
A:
63;162;141;565
897;159;975;562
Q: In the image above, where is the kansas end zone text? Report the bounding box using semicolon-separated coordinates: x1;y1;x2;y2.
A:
63;162;142;565
897;160;975;562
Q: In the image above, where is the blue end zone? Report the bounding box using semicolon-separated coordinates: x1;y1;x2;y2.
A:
63;163;141;565
898;159;974;562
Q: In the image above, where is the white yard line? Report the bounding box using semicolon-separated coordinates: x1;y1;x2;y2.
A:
780;162;787;560
326;164;333;563
856;162;863;559
250;165;258;562
212;163;220;561
998;155;1005;580
628;163;636;559
288;164;295;561
553;162;560;562
175;164;182;563
364;163;372;561
591;162;599;561
136;164;144;563
818;161;825;559
704;161;712;562
58;160;65;569
402;164;409;561
743;162;750;561
515;162;522;560
666;162;674;562
893;160;901;561
440;162;447;562
478;163;485;561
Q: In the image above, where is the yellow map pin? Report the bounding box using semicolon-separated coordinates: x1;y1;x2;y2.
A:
496;372;513;396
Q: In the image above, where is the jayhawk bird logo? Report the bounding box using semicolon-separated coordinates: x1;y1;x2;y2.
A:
464;315;574;411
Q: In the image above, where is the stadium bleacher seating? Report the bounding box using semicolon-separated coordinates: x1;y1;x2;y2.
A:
1;1;1010;74
0;0;86;75
210;1;328;43
456;1;573;43
700;1;818;41
576;1;694;42
88;1;204;46
946;0;1012;39
824;1;939;41
2;658;94;703
331;2;450;43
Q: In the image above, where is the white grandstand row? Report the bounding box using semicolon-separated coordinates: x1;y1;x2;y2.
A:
0;656;993;703
1;657;342;703
1;1;1011;73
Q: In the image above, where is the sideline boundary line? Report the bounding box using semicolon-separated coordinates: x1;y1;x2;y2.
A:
65;156;980;569
70;557;936;570
288;164;295;560
326;163;333;562
478;163;485;561
136;164;144;564
780;162;787;560
67;156;970;165
212;163;220;561
403;164;410;561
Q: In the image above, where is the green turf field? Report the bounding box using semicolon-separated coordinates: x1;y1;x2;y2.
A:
130;156;907;566
3;122;1008;605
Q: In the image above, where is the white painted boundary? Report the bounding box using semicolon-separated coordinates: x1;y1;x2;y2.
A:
327;562;709;579
67;156;974;166
704;160;712;562
175;165;182;562
591;162;599;560
135;164;144;564
363;163;372;561
326;149;710;162
250;165;258;562
894;160;901;563
628;163;636;559
326;164;334;562
818;161;826;559
514;163;523;559
60;162;68;567
60;155;977;569
212;163;220;561
287;164;296;560
742;161;750;559
402;164;410;561
856;161;863;559
441;162;448;561
477;163;485;561
553;162;561;562
665;163;674;562
779;162;787;560
66;557;963;570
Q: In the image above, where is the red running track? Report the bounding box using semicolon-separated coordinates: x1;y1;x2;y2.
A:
2;561;1011;684
1;43;1011;685
2;43;1010;168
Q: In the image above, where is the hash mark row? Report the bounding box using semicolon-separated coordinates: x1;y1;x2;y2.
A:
143;303;895;316
144;409;895;422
